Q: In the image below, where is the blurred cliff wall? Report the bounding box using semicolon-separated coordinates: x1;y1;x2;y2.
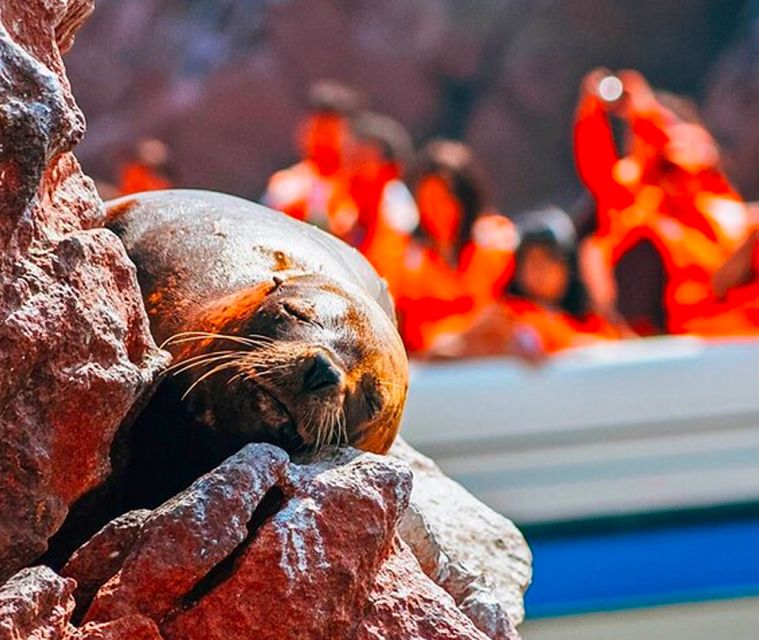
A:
67;0;752;213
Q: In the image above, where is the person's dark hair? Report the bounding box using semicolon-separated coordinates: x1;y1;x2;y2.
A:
308;79;363;117
352;111;414;169
411;139;490;256
508;206;591;317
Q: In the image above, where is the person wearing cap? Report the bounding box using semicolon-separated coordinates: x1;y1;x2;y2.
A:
502;207;621;354
263;80;360;240
574;68;756;335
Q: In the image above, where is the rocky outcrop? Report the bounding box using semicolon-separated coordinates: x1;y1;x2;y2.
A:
356;541;492;640
393;440;531;640
0;0;167;579
57;443;508;640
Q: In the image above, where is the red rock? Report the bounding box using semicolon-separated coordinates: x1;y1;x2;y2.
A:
355;539;490;640
0;566;163;640
0;0;166;579
61;510;152;618
70;616;163;640
392;440;530;640
161;449;412;640
76;444;411;639
84;444;290;625
0;566;75;640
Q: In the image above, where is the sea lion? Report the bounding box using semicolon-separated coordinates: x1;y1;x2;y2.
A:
106;190;408;462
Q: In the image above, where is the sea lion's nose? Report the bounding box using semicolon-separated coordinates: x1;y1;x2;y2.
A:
302;352;342;393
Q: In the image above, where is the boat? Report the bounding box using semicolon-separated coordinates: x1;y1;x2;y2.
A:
402;336;759;637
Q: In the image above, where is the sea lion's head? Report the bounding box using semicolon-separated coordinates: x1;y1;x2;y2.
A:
168;273;408;456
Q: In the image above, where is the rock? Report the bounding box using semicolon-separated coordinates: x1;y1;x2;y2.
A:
70;616;163;640
0;566;162;640
78;444;413;640
156;448;411;640
0;0;167;579
72;441;530;640
84;444;290;625
0;566;75;640
355;539;491;640
391;439;532;640
60;510;152;619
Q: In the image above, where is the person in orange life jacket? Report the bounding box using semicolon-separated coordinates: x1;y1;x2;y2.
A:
118;138;174;196
504;207;621;355
574;69;752;335
347;111;419;289
393;140;517;355
702;220;759;333
263;80;360;240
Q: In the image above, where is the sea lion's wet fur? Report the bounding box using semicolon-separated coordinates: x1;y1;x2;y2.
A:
106;190;408;491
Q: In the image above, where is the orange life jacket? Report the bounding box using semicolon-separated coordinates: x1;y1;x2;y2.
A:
119;163;172;195
590;186;756;335
574;92;756;336
502;297;616;354
393;214;516;352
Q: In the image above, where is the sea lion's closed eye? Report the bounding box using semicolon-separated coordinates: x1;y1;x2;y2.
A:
281;300;324;328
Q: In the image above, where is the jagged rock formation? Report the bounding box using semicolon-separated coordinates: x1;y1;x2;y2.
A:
52;444;514;640
0;0;167;579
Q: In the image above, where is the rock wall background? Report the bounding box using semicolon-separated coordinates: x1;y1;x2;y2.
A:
0;0;166;580
66;0;755;214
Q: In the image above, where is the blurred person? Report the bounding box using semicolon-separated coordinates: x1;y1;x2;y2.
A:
393;139;517;355
348;111;419;289
503;207;621;354
574;68;755;336
118;138;173;195
264;80;360;240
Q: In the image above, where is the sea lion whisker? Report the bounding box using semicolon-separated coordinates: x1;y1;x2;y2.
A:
167;336;272;350
252;363;296;378
162;331;271;349
316;407;332;453
167;349;241;371
328;406;340;449
245;333;276;343
169;353;247;377
226;368;255;386
338;408;348;448
181;361;243;400
303;408;319;451
329;404;343;450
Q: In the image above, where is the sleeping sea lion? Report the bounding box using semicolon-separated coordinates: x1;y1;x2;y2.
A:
106;190;408;466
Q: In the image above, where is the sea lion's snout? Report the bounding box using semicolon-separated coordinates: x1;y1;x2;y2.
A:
301;351;343;393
